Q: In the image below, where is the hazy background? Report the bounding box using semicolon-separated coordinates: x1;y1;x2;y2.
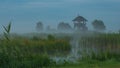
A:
0;0;120;33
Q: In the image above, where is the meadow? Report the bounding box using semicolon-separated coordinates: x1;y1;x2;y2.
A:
0;32;120;68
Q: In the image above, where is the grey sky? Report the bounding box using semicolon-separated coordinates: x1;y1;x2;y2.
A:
0;0;120;33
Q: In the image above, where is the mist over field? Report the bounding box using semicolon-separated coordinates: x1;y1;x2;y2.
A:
0;0;120;68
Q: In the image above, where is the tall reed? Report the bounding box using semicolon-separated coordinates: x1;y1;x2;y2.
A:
3;22;11;41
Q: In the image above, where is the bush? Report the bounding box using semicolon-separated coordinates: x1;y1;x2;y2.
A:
47;34;55;41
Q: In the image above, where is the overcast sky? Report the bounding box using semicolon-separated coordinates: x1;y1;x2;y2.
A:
0;0;120;33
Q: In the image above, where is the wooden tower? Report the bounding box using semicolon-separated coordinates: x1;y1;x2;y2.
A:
73;15;88;31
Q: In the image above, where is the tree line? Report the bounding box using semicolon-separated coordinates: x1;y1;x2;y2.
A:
36;19;106;32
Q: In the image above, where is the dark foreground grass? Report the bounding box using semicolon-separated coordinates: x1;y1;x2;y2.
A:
55;59;120;68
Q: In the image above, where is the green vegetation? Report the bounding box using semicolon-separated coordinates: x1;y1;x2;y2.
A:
0;34;71;68
2;22;11;41
0;15;119;68
0;32;120;68
80;33;120;61
55;60;120;68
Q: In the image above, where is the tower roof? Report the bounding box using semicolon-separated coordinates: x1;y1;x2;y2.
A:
73;15;87;22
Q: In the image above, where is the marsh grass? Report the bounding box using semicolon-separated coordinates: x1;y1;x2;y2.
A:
0;34;71;68
79;33;120;61
0;32;120;68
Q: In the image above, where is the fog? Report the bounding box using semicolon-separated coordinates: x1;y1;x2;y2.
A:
0;0;120;34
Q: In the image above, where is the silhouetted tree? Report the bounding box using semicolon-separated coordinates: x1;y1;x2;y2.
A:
92;20;106;31
57;22;72;30
36;21;43;31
